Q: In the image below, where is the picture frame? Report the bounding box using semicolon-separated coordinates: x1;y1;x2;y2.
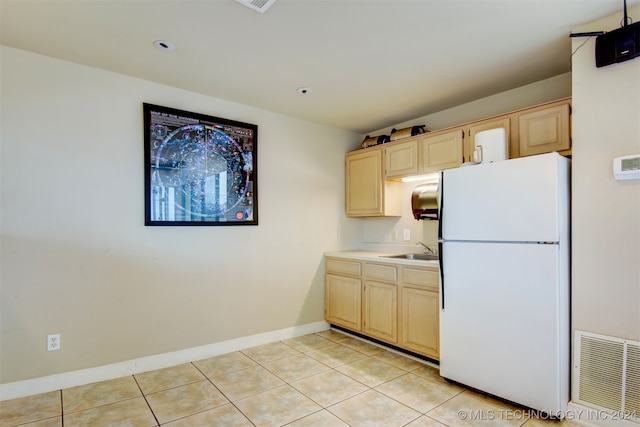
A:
143;103;258;226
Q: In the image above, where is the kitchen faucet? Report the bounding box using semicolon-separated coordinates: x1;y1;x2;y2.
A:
416;241;435;255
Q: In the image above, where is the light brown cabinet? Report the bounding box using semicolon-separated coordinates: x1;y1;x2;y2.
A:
384;130;464;177
514;102;571;157
363;280;398;343
464;117;510;163
384;139;419;179
462;100;571;162
399;267;439;359
325;258;362;331
419;128;464;173
345;148;402;217
325;256;440;360
363;262;399;343
346;98;571;216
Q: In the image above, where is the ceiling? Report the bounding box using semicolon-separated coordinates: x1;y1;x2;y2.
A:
1;0;636;134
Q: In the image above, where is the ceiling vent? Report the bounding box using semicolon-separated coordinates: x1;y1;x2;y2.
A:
234;0;277;13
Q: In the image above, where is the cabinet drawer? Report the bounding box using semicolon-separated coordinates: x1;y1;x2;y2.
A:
402;267;439;288
326;258;361;276
364;263;398;282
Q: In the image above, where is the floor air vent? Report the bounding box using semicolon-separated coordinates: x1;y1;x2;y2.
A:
234;0;277;13
574;331;640;423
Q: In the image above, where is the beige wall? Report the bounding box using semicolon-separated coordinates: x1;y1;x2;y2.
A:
0;47;361;384
571;7;640;342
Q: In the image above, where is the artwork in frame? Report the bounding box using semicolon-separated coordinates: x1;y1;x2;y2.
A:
143;103;258;226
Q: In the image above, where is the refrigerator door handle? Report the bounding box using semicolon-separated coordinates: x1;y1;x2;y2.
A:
437;171;444;241
438;240;444;310
438;170;445;310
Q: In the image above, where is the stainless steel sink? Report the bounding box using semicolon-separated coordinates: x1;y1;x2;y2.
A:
381;253;439;261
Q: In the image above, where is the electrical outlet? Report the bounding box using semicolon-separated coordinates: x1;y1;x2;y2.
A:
392;229;398;240
403;229;411;241
47;334;60;351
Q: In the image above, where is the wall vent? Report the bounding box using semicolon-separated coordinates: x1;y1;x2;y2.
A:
234;0;277;13
574;331;640;423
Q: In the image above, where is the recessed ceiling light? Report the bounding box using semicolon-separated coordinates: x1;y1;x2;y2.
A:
297;87;312;95
154;40;175;52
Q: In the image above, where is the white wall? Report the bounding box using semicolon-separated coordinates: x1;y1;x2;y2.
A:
571;7;640;342
0;46;361;384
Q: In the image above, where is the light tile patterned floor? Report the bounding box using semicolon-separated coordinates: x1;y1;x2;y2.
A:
1;330;590;427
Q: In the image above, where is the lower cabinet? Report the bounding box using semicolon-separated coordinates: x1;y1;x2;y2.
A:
363;280;398;343
401;287;439;359
325;256;440;360
325;258;362;331
399;266;440;359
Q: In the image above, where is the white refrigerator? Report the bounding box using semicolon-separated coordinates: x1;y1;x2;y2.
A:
438;152;570;416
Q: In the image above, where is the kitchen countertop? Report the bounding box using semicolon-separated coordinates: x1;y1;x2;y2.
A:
324;250;439;268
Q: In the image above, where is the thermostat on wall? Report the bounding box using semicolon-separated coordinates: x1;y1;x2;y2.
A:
613;154;640;180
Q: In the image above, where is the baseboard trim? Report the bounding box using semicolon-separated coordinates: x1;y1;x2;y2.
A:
0;321;330;401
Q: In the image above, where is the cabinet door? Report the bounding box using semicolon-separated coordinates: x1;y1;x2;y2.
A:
326;274;362;331
384;139;419;179
465;117;510;163
401;287;439;359
345;149;383;216
419;129;463;173
518;104;570;157
363;280;397;344
345;148;402;217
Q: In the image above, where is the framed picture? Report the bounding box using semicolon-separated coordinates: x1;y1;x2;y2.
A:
143;103;258;226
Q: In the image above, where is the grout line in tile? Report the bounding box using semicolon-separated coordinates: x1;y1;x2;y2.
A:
133;374;161;427
58;389;64;423
422;386;474;422
227;402;254;426
191;362;243;408
139;377;204;396
326;409;353;427
293;377;373;411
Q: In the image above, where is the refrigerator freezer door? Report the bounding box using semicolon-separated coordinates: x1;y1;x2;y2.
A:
441;153;569;243
439;241;569;414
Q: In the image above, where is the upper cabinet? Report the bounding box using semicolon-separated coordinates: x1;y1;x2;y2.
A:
346;148;402;217
384;139;419;179
513;101;571;158
345;98;571;217
419;128;464;173
465;117;511;164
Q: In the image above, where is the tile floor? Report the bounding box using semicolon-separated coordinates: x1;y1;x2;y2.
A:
1;330;589;427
